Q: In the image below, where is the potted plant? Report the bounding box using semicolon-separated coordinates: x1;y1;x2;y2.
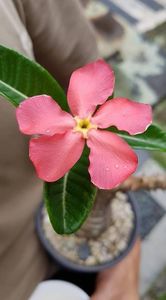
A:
0;45;165;273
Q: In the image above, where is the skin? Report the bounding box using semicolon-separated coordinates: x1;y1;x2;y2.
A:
91;240;141;300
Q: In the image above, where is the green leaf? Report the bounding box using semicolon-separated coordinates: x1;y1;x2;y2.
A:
109;124;166;152
0;45;68;110
44;147;97;234
158;294;166;300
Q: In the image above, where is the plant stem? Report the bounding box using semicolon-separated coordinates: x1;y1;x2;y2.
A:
77;189;114;238
119;175;166;191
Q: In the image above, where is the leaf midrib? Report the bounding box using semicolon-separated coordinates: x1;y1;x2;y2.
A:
62;172;69;232
119;131;159;145
115;124;166;151
118;132;166;151
0;81;26;103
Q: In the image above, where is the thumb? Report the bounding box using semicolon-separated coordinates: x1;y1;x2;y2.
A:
91;290;110;300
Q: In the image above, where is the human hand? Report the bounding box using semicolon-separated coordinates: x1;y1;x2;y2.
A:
91;239;140;300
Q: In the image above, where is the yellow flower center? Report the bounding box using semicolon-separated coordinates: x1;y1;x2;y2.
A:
74;116;97;138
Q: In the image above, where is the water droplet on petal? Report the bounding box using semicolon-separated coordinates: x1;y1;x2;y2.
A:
115;164;119;169
46;129;50;133
106;167;109;171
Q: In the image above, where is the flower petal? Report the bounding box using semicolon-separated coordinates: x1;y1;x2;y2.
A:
67;59;115;118
16;95;75;136
92;98;152;135
87;129;138;189
29;130;85;181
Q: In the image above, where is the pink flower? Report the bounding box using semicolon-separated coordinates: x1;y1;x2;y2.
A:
16;60;152;189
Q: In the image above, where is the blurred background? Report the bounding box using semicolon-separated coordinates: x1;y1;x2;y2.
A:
81;1;166;299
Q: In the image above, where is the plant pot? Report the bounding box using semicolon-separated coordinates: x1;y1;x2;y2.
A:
36;192;139;273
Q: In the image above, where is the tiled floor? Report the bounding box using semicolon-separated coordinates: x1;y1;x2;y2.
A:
86;0;166;105
136;159;166;295
102;0;166;33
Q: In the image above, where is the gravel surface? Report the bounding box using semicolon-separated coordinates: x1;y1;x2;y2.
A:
42;192;134;266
